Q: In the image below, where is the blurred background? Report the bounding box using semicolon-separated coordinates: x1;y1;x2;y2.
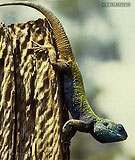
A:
0;0;134;159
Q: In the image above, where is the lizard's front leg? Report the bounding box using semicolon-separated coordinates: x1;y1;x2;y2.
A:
63;119;94;140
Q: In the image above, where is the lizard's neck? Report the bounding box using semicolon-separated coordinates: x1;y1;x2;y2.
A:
80;97;101;122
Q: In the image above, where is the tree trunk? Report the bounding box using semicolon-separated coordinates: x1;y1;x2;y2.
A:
0;18;69;160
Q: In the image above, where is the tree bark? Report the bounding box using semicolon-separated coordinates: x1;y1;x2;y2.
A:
0;18;69;160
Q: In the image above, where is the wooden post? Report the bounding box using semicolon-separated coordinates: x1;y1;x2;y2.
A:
0;18;69;160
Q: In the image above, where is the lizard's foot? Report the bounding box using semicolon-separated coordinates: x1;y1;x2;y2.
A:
62;120;77;141
31;40;52;53
63;120;75;134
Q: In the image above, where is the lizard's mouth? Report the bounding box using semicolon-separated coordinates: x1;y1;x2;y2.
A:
103;128;128;143
112;132;128;141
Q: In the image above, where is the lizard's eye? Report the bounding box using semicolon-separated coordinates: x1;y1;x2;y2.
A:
116;124;123;131
103;122;109;127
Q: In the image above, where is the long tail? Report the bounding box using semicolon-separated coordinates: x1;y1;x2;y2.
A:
0;1;73;58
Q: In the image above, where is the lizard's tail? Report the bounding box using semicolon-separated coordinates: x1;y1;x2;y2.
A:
0;1;73;59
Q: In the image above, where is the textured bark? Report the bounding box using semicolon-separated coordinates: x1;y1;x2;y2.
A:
0;23;15;160
0;19;69;160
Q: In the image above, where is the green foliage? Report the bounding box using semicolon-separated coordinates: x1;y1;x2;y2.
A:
53;0;105;21
53;0;120;62
71;132;122;160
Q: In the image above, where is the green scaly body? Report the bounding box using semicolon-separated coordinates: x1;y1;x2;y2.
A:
0;1;127;143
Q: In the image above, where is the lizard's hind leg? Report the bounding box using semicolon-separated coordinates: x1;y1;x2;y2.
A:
31;40;58;65
31;40;52;53
52;58;71;72
31;40;71;72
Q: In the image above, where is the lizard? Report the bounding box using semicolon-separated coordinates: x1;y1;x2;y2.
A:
0;1;128;143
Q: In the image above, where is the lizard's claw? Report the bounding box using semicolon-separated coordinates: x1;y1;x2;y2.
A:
63;120;73;134
62;120;77;141
31;40;52;53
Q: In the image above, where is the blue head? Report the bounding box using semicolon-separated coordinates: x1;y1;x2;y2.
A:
90;119;128;143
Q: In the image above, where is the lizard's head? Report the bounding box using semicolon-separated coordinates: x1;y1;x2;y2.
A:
90;119;128;143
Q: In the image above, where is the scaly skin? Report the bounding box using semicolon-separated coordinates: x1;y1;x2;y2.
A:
0;1;128;143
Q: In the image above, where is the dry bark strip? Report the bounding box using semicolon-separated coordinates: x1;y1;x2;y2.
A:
0;18;69;160
0;22;15;160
